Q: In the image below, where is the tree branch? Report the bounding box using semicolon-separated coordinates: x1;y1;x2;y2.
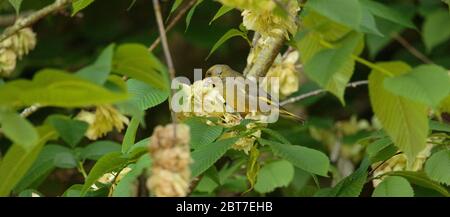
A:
392;33;434;64
152;0;178;128
148;0;196;52
280;80;368;106
0;0;72;43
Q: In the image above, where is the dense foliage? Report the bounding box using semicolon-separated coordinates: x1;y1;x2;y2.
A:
0;0;449;197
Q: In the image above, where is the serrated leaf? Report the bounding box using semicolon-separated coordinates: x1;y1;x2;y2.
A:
384;64;450;108
423;9;450;52
360;7;383;36
0;69;128;108
72;0;95;16
259;138;329;177
304;32;362;104
0;126;57;196
373;176;414;197
80;141;121;161
47;115;88;147
425;150;450;185
191;137;238;177
113;44;167;90
206;28;250;60
113;154;151;197
185;117;223;149
360;0;415;29
254;160;294;193
126;79;169;110
8;0;22;14
81;152;128;195
209;5;233;25
369;62;428;165
306;0;362;29
0;109;38;150
429;120;450;133
318;157;370;197
121;115;141;154
76;44;115;85
386;171;449;196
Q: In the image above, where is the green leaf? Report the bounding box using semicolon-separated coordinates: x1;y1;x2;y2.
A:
386;171;449;196
113;154;151;197
8;0;22;14
366;137;397;163
80;141;121;161
0;69;128;107
81;152;128;195
209;5;233;25
373;176;414;197
185;0;204;32
429;120;450;133
360;7;383;36
121;115;141;154
319;157;370;197
0;126;57;196
126;79;169;110
444;0;450;12
72;0;95;16
360;0;415;29
170;0;183;16
369;62;429;165
206;28;250;60
191;138;238;177
14;144;78;193
246;145;260;191
76;44;115;85
304;32;362;104
112;44;167;90
185;117;223;149
259;139;329;177
306;0;362;29
254;160;294;194
384;64;450;108
47;115;88;147
423;9;450;52
0;109;38;150
425;150;450;185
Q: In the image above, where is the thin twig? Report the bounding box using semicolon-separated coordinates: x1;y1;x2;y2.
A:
0;11;34;26
152;0;178;129
0;0;72;43
280;80;369;106
148;0;196;52
20;104;41;117
392;34;434;64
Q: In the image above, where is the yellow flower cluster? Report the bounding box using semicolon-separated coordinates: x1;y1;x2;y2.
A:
262;51;300;98
147;124;191;197
221;0;299;38
0;28;36;77
76;105;129;140
371;143;434;187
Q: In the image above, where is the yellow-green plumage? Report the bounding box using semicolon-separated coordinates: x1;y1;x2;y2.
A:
205;64;304;123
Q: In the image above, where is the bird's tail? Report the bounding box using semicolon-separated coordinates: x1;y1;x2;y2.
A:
279;108;305;124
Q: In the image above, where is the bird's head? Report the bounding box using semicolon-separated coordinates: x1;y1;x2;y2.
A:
205;64;233;78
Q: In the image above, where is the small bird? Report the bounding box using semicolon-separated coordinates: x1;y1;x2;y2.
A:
205;64;304;123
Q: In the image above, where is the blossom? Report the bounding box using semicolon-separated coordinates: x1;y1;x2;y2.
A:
262;51;300;97
371;143;434;187
0;49;17;77
147;124;191;197
76;105;129;140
